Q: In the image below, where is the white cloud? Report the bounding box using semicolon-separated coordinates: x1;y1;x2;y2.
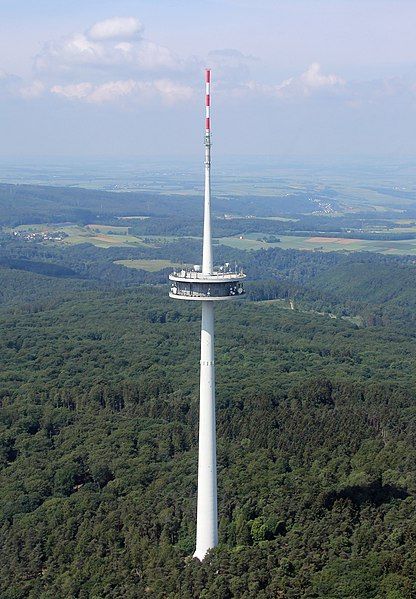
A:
134;41;178;71
88;80;137;103
35;17;179;75
149;79;194;103
272;62;345;97
50;82;93;100
300;62;345;89
30;17;193;108
51;79;193;104
35;34;103;72
6;12;414;116
88;17;143;41
239;63;345;99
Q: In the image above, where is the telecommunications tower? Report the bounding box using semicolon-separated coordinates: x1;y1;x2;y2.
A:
169;69;246;560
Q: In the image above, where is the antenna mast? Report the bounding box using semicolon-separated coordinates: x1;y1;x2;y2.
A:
202;68;213;275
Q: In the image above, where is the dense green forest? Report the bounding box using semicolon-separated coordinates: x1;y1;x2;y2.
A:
1;278;416;598
1;185;416;597
2;233;416;327
0;184;330;226
128;216;416;240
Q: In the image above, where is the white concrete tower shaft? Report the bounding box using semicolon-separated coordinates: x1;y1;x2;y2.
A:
194;68;218;561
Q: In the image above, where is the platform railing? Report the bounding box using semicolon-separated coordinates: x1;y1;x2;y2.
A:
170;267;245;280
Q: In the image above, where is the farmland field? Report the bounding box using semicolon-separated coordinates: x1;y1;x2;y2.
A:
62;229;148;248
9;221;416;255
114;259;181;271
218;234;416;254
86;224;130;234
9;223;154;248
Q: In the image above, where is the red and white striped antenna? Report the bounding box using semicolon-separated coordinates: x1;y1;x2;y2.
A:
205;68;211;136
202;68;213;274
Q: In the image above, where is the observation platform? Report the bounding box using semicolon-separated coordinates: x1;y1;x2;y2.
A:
169;266;246;301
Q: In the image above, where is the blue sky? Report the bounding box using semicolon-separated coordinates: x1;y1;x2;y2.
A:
0;0;415;158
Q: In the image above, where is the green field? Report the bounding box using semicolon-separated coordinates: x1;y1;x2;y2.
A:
63;230;149;248
9;223;156;249
250;216;299;222
59;227;184;249
12;223;50;232
86;224;130;234
114;259;182;272
11;223;188;249
218;234;416;255
117;215;149;220
10;222;416;256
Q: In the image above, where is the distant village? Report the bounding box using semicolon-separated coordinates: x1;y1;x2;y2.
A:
11;230;69;242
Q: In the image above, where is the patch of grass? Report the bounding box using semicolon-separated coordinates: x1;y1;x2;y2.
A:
114;259;182;272
117;216;149;220
254;216;299;222
60;229;148;248
86;224;130;234
12;223;51;232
